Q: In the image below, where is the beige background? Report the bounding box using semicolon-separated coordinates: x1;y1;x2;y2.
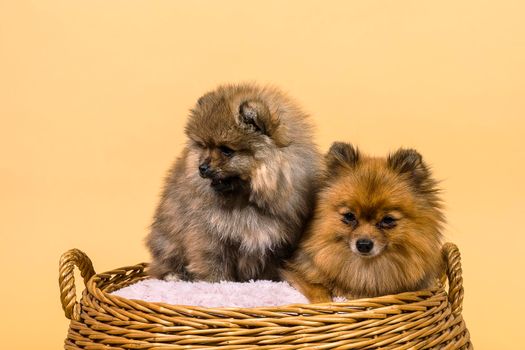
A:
1;1;524;348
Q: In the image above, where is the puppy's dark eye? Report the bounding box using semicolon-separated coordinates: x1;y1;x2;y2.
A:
219;145;234;157
378;215;397;229
342;212;357;225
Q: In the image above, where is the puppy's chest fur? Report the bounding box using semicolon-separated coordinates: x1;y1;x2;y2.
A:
178;192;291;281
199;199;287;254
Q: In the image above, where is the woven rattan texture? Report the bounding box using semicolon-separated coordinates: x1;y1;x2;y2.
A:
59;243;472;349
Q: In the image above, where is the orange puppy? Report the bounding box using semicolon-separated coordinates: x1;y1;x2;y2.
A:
283;142;444;302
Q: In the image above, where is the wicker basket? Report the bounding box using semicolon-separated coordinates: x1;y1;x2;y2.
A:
59;242;472;349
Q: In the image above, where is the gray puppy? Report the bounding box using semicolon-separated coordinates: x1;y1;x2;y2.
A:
146;83;321;281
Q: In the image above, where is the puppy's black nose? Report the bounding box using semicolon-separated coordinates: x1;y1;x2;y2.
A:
199;163;211;178
356;239;374;254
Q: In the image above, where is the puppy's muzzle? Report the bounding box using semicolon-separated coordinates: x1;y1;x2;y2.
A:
198;162;214;178
356;239;374;254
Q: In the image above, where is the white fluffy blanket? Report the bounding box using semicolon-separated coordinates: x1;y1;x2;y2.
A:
112;279;310;308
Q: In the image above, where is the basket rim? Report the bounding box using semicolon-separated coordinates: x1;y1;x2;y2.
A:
98;269;445;312
60;242;464;320
82;267;452;333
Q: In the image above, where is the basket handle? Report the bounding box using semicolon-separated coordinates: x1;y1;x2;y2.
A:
442;242;464;318
58;249;96;321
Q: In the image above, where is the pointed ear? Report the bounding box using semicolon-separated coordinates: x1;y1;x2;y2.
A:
237;100;275;136
326;142;360;170
387;148;431;188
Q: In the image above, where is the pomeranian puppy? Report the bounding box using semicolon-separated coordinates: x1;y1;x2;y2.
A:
282;142;444;302
146;83;321;282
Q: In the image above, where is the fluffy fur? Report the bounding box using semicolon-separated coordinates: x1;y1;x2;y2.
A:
146;83;321;282
282;142;444;302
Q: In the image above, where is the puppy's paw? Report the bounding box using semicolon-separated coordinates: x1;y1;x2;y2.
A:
163;273;181;282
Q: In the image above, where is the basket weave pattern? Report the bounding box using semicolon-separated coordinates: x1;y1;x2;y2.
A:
59;243;472;349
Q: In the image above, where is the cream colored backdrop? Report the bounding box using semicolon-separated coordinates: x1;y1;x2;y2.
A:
1;1;524;349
